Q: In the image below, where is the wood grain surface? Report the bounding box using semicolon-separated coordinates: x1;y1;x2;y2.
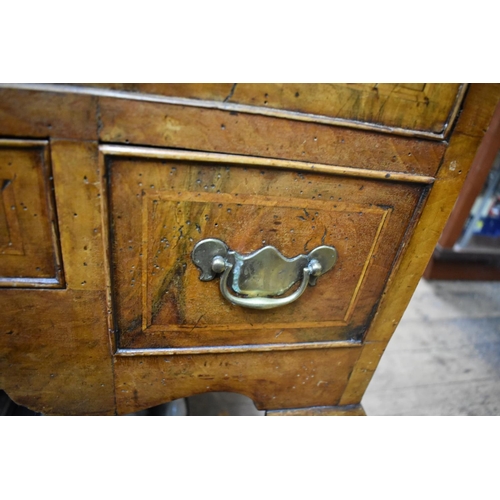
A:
107;149;428;350
0;87;447;176
340;83;500;407
0;84;497;415
98;96;446;177
0;140;63;287
0;289;114;415
0;139;115;415
0;88;97;141
73;83;465;137
113;345;362;414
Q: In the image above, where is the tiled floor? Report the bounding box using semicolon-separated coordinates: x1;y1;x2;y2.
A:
362;279;500;415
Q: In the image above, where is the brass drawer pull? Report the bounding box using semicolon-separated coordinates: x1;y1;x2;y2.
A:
191;239;337;310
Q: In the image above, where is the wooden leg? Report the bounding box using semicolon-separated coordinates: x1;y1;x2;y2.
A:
265;404;366;416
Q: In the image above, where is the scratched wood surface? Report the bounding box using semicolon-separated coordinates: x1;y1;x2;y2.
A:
0;84;497;415
108;151;427;349
0;140;63;287
0;87;447;177
0;289;114;415
0;88;98;141
113;346;362;414
98;95;446;177
0;140;115;415
80;83;464;136
340;83;500;407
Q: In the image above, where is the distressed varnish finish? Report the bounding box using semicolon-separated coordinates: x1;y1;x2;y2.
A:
0;140;115;415
0;289;114;415
69;83;465;137
340;84;500;407
107;149;429;350
113;346;362;414
97;96;445;177
0;87;447;177
0;88;98;141
0;140;64;287
0;84;498;415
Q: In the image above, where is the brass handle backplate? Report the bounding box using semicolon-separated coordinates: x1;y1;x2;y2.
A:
191;238;337;310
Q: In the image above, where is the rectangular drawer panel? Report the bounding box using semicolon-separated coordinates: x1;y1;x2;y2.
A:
0;140;63;287
106;147;429;350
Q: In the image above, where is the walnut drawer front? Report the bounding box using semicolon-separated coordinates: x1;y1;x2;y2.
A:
82;83;465;138
104;146;431;352
0;140;63;288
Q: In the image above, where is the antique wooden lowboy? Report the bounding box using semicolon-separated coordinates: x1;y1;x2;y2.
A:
0;83;498;415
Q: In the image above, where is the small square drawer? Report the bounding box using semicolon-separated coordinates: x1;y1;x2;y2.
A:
104;146;429;351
